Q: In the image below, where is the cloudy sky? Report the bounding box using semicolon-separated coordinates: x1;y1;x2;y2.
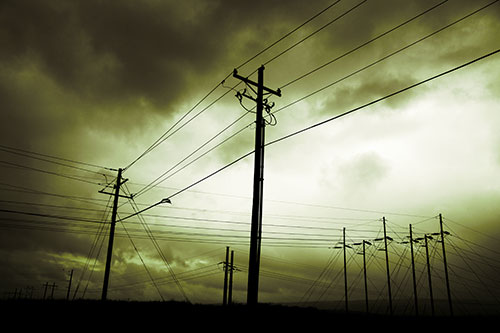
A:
1;0;499;313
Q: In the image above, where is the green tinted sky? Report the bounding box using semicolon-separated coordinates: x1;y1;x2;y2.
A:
1;0;499;311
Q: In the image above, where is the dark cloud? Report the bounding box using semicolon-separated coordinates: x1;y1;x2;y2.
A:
0;0;499;306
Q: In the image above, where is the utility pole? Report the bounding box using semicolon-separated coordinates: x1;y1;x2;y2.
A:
362;240;371;314
343;227;348;313
409;224;419;317
228;250;234;305
439;213;453;316
382;217;393;315
100;168;130;301
223;246;230;306
66;269;73;301
424;234;435;316
233;66;281;305
50;283;57;299
43;282;49;300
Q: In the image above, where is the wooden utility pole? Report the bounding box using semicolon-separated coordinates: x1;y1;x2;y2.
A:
233;66;281;305
223;246;230;306
382;217;393;315
439;213;453;316
100;168;131;301
343;227;348;313
228;250;234;305
409;224;419;316
424;234;435;316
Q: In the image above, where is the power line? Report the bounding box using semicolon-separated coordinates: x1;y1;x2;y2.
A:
123;186;190;303
123;72;233;172
132;110;252;199
0;145;114;176
0;208;108;224
0;144;115;171
122;0;350;172
0;160;102;186
279;0;449;89
123;48;499;221
273;0;499;114
263;0;368;67
266;48;500;147
235;0;342;70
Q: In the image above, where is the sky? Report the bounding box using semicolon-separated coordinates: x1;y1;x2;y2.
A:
1;0;499;315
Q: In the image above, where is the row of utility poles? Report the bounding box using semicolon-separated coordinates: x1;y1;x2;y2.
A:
6;269;74;301
337;214;453;316
94;65;453;317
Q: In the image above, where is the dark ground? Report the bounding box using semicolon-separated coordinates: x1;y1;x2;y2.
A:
0;299;495;330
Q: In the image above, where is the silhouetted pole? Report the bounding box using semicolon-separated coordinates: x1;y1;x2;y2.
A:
343;227;348;313
424;234;435;316
223;246;230;306
43;282;49;300
383;217;393;315
409;224;419;316
233;66;281;305
50;283;57;299
439;213;453;316
66;269;73;301
228;250;234;305
362;240;370;314
102;168;124;301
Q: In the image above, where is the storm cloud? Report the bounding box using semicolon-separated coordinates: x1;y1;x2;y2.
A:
1;0;499;309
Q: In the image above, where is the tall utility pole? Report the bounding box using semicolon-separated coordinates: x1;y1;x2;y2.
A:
223;246;230;306
233;66;281;305
343;227;348;313
382;217;393;315
100;168;130;301
409;224;419;317
424;234;435;316
439;213;453;316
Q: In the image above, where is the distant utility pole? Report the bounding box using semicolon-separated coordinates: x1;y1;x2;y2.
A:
439;213;453;316
228;250;235;305
382;217;393;316
233;66;281;306
409;224;419;317
424;234;435;316
221;247;236;306
99;168;132;301
66;269;73;301
43;282;49;300
343;227;348;313
50;282;57;299
223;246;230;306
362;240;371;314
